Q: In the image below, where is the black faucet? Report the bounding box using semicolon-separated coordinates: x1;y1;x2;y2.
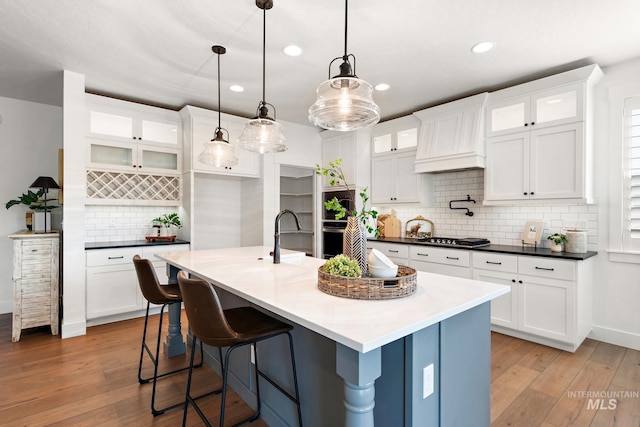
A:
273;209;302;264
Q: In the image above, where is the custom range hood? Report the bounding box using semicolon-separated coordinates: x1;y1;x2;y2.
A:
413;92;488;173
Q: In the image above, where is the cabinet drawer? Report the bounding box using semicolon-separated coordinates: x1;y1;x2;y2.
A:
22;240;53;260
518;257;575;281
409;246;470;267
368;242;409;259
473;252;517;273
86;247;139;267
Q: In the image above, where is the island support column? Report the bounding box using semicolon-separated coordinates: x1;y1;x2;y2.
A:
164;264;186;357
336;344;382;427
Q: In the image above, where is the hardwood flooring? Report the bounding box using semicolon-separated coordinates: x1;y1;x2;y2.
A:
1;313;639;426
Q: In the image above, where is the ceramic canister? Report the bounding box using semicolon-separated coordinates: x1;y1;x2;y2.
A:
565;229;587;253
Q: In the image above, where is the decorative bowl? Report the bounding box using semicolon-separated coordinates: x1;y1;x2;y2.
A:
368;263;399;278
368;248;396;268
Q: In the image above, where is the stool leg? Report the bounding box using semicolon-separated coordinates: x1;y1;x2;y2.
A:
182;336;198;427
286;332;303;427
138;301;151;384
150;304;166;416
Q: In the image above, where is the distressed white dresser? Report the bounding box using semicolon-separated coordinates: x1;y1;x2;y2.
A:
9;231;60;342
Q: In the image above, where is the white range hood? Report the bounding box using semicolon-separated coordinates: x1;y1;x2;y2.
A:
413;92;488;173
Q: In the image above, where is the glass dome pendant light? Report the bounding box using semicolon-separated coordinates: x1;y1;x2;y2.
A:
308;0;380;131
237;0;287;154
198;45;238;168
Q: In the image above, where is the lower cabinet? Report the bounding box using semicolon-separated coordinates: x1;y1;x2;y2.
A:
473;251;593;352
409;246;471;278
367;241;409;266
85;244;189;324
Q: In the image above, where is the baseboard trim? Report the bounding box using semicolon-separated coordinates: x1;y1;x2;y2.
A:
589;325;640;351
61;319;87;338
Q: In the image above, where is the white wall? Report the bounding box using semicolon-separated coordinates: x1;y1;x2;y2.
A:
0;95;62;313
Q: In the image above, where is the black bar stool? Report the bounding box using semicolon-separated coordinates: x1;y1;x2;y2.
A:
133;255;203;416
177;270;303;427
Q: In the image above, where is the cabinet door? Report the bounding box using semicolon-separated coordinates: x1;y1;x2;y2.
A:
531;83;583;129
86;265;142;319
486;96;530;137
393;151;421;203
473;269;518;329
371;156;394;204
87;138;136;171
529;123;584;200
139;115;180;145
88;107;136;141
485;133;529;201
139;145;181;174
518;274;575;343
322;133;356;189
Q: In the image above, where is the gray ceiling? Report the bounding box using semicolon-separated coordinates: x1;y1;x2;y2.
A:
1;0;639;127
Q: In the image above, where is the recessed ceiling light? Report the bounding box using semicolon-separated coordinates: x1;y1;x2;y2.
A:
229;85;244;92
375;83;390;91
471;41;495;54
283;45;302;56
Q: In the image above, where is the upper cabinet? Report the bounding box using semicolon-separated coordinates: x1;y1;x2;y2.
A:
484;64;603;204
371;116;419;156
320;129;371;191
180;106;260;178
413;93;488;173
486;83;584;137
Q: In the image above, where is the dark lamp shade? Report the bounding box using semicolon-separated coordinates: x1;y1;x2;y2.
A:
30;176;60;191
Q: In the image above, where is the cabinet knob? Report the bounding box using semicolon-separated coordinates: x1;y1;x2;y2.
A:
518;280;523;284
523;192;528;195
531;122;535;126
530;191;535;195
512;279;516;283
524;123;528;127
133;165;137;168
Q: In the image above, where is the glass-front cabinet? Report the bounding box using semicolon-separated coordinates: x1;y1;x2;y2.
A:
371;115;419;156
486;82;584;137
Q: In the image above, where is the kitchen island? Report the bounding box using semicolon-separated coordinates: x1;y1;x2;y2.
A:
156;246;509;427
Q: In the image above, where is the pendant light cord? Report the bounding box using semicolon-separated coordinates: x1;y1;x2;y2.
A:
262;7;266;105
343;0;348;58
217;49;221;129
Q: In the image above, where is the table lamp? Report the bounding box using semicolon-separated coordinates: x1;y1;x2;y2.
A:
29;176;60;233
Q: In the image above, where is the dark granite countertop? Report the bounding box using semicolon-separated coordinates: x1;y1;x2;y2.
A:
85;239;190;250
368;237;597;261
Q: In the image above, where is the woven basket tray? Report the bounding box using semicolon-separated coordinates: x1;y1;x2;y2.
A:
317;265;417;300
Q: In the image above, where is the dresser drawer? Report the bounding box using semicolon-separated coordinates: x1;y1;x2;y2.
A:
86;247;139;267
473;252;517;274
409;246;470;267
518;257;575;281
21;240;53;261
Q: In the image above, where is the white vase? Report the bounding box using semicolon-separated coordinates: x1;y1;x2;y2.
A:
343;216;367;275
33;211;52;233
550;243;564;252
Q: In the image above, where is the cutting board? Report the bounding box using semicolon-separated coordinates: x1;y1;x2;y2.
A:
383;212;401;238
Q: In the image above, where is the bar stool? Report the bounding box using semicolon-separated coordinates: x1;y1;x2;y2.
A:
177;271;303;427
133;255;203;416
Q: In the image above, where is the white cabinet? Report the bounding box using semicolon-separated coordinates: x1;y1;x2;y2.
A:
472;251;593;352
409;246;471;278
85;244;189;324
486;83;584;137
484;64;603;204
371;150;434;205
320;129;371;193
413;93;488;173
367;241;409;266
87;138;181;174
485;122;584;201
180;106;260;178
371;116;419;156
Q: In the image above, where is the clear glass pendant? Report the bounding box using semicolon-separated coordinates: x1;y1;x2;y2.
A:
198;130;238;167
237;117;287;154
309;76;380;131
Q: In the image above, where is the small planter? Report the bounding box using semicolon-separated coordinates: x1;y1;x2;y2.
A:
550;242;564;252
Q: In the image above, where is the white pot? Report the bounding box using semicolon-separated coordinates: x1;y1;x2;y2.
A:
33;211;52;233
550;243;564;252
159;225;170;236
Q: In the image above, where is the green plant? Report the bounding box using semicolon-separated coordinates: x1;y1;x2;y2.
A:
323;254;362;277
547;233;567;244
315;159;379;236
152;213;182;228
5;189;46;210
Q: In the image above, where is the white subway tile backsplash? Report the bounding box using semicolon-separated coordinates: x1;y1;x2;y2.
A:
84;205;179;243
376;169;598;249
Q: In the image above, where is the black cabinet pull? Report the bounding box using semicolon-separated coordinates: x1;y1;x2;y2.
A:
524;192;528;195
511;279;516;283
108;256;124;260
524;123;528;127
446;256;459;260
518;280;523;284
535;266;555;271
417;253;428;256
531;122;535;126
486;261;502;265
389;249;399;253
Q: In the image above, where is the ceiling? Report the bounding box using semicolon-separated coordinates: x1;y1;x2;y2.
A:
1;0;640;128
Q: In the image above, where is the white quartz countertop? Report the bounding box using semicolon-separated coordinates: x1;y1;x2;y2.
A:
156;246;510;353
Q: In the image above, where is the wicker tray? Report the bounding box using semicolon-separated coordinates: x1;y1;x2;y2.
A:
318;265;417;300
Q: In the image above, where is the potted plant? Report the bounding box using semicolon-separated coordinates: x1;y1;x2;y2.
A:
152;213;182;237
5;189;48;231
316;159;379;274
547;233;567;252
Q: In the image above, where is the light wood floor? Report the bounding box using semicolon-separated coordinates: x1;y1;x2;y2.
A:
2;313;639;426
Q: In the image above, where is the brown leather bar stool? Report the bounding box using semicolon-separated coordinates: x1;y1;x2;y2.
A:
177;270;303;427
133;255;203;416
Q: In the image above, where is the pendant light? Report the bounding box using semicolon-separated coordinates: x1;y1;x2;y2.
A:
237;0;286;154
198;45;238;168
308;0;380;131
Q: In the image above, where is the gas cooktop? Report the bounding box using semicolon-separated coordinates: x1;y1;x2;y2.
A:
416;237;491;248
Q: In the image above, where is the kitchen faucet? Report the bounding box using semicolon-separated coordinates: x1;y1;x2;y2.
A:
273;209;302;264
